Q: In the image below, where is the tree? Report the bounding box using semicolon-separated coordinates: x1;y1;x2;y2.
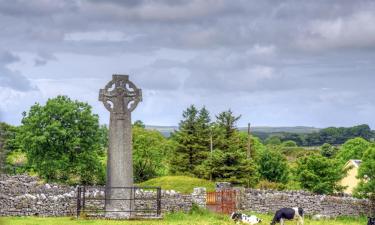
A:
295;155;347;194
258;149;289;184
198;149;259;187
17;96;105;184
354;147;375;200
132;125;174;182
336;137;372;164
133;120;145;128
265;136;282;145
170;105;211;176
215;109;241;139
320;143;337;158
0;123;21;173
282;140;297;147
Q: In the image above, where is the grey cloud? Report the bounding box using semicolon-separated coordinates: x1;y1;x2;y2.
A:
0;50;36;91
0;0;375;127
0;51;19;65
0;69;37;91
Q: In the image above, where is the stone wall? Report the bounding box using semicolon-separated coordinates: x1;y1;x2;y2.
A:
1;175;373;217
0;175;192;217
240;189;374;217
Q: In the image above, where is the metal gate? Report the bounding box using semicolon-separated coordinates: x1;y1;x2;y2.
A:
206;190;236;214
76;186;162;219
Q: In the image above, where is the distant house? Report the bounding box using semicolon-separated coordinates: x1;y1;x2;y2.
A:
340;160;362;194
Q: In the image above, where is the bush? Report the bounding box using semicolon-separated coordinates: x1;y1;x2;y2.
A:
354;147;375;199
320;143;337;158
258;149;289;184
295;155;347;194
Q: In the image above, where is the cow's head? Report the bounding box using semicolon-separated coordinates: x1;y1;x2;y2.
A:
230;212;242;221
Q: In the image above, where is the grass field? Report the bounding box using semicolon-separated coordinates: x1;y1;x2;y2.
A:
2;211;367;225
138;176;216;193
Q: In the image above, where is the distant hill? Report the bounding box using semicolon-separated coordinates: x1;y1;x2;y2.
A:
145;125;320;137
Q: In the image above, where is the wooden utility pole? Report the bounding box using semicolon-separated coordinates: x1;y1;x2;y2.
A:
247;123;251;159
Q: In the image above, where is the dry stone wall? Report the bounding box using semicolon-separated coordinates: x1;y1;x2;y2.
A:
0;175;192;216
240;189;374;217
1;175;373;217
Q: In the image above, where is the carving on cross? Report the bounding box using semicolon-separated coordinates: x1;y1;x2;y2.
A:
99;75;142;115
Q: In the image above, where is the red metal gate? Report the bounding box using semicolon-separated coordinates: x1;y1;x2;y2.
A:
206;190;236;214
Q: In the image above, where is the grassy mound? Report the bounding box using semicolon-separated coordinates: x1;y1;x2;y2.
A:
138;176;216;193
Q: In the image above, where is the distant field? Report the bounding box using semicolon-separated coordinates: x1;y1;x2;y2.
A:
2;211;367;225
146;125;321;137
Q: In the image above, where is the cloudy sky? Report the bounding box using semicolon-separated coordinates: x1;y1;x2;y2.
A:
1;0;375;128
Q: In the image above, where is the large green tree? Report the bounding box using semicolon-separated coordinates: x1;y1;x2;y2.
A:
354;147;375;200
336;137;372;164
132;125;174;182
170;105;211;176
17;96;105;184
196;110;260;187
295;155;347;194
258;149;289;184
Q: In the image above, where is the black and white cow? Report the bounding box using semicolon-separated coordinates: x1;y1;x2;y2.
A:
230;212;262;224
368;217;375;225
270;207;304;225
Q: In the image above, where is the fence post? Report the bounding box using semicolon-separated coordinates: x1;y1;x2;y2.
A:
157;187;161;217
82;186;86;214
76;186;81;218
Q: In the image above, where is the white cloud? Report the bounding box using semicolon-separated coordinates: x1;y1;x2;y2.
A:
299;11;375;50
64;31;142;42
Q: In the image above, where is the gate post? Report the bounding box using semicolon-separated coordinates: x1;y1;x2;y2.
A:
76;186;81;218
157;187;162;216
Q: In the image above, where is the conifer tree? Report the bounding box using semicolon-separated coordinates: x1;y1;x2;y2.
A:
170;105;211;176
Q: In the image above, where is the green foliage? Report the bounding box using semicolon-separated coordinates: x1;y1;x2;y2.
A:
139;176;215;193
17;96;105;184
282;140;297;147
133;120;145;128
336;137;372;164
260;124;374;146
258;149;289;183
256;180;286;190
295;155;347;194
0;123;18;173
133;125;174;182
320;143;337;158
98;124;109;150
198;149;259;187
170;105;211;176
5;150;27;173
354;147;375;199
265;136;282;145
215;109;241;139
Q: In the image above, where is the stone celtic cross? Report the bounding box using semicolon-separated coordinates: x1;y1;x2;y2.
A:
99;74;142;219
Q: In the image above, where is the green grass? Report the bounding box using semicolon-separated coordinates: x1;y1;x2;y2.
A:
138;176;216;194
2;211;367;225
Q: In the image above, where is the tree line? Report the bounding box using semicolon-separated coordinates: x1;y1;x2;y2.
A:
0;96;373;200
257;124;374;146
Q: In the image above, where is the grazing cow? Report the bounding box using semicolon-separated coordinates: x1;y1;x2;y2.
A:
368;217;375;225
270;207;304;225
230;212;262;224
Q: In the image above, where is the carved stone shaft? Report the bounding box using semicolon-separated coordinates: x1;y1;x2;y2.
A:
99;74;142;219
